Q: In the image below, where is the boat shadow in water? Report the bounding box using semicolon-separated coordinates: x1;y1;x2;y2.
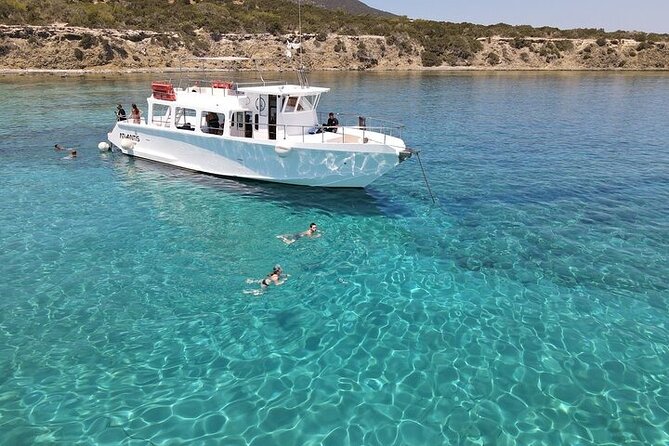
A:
113;155;412;217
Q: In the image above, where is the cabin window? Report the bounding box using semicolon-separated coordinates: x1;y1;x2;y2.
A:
202;111;224;135
283;96;306;113
299;95;318;111
229;111;247;137
175;107;197;131
151;104;172;127
284;96;297;112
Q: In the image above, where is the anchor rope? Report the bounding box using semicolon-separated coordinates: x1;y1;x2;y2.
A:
414;150;437;204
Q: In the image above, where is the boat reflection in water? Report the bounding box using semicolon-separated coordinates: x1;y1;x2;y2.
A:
111;154;411;217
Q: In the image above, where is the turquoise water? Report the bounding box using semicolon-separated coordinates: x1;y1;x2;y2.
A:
1;72;668;445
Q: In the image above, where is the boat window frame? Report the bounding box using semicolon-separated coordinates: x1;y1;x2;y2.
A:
175;106;197;131
283;95;306;113
299;94;319;111
151;103;172;127
201;110;225;135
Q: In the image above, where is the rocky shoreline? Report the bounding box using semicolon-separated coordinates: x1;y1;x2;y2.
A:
1;24;668;73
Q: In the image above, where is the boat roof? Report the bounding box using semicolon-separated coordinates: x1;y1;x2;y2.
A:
238;84;329;96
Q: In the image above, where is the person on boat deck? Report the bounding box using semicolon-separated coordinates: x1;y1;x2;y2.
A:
116;104;127;121
206;112;220;134
131;104;141;124
261;265;285;288
324;112;339;132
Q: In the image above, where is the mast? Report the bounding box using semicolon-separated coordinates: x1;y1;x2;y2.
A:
297;0;308;87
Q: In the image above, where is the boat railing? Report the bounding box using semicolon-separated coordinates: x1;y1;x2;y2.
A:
317;112;404;140
138;114;399;144
239;122;400;145
235;80;286;88
169;77;287;93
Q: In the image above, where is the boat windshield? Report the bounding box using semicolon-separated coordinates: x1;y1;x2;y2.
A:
283;94;319;113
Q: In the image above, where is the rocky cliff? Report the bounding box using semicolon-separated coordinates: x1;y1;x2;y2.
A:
1;25;668;72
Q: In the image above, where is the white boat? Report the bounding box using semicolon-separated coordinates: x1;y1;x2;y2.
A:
106;70;413;187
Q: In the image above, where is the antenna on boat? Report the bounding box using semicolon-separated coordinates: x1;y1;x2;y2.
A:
285;0;308;86
297;0;308;87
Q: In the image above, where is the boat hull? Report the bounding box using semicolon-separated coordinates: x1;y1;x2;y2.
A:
108;123;403;187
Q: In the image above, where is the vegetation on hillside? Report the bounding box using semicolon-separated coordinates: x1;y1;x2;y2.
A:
0;0;667;68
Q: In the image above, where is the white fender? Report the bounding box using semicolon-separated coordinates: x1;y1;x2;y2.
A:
274;143;292;157
120;138;136;150
98;141;111;151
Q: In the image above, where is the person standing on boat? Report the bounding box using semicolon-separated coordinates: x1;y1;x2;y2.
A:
325;112;339;132
116;104;127;121
131;104;141;124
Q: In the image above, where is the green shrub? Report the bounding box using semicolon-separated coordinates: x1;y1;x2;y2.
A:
420;50;442;67
538;42;561;59
333;39;346;52
0;43;13;56
511;38;530;49
554;40;574;51
267;22;283;36
112;43;128;59
520;52;530;62
596;37;607;46
79;33;97;49
486;51;500;65
74;48;84;60
189;37;210;56
101;40;114;61
636;41;653;51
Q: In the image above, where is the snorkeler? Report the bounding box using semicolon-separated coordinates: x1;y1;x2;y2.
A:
244;264;287;296
277;223;320;245
261;264;285;288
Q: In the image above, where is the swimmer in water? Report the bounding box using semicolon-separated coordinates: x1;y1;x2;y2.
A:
277;223;320;245
244;264;286;296
261;264;285;288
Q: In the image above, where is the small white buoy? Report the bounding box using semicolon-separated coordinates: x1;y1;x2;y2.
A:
120;138;135;150
274;143;292;157
98;141;111;151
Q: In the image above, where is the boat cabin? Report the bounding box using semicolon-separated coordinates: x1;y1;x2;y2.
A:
146;81;329;141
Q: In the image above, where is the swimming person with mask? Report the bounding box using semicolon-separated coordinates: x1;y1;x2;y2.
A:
277;223;320;245
261;264;285;288
244;264;287;296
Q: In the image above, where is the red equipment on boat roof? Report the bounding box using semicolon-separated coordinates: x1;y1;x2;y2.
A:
152;82;176;101
212;81;234;89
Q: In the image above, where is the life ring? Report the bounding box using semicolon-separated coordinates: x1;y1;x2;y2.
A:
255;97;266;112
274;143;292;157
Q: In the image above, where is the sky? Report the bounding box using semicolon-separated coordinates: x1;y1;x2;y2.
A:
362;0;669;34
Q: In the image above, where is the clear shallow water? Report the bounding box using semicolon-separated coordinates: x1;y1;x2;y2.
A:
1;71;668;445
